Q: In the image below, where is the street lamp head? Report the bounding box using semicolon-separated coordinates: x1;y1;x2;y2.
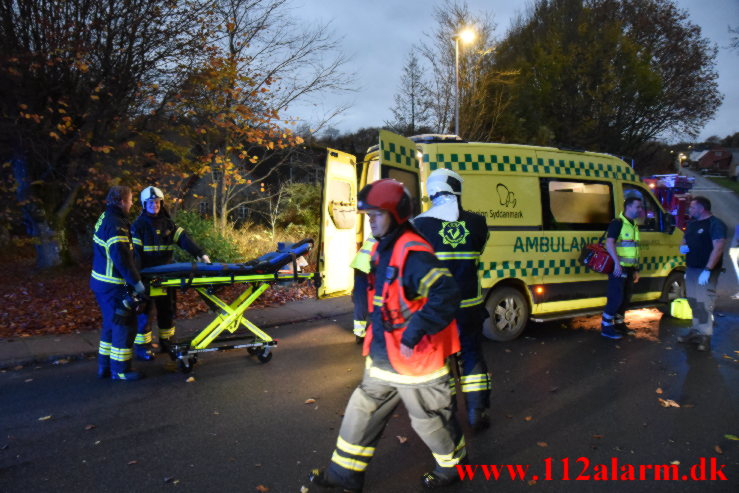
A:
458;28;476;44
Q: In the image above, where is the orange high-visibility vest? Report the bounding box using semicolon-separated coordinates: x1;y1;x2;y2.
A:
363;230;460;376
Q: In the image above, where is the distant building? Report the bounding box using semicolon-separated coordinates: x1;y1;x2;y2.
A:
695;147;732;174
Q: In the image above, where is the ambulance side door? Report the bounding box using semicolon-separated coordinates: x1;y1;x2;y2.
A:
318;148;358;299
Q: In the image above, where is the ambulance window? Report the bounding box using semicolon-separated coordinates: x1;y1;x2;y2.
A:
326;179;356;230
382;166;421;217
543;179;613;230
622;185;660;232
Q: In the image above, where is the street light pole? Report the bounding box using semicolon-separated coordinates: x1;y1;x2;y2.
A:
454;35;460;136
453;28;475;137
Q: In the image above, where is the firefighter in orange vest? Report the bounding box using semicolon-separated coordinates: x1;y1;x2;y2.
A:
309;179;466;491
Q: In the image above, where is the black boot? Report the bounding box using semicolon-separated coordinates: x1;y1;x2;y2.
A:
308;469;362;492
421;471;460;489
695;335;711;352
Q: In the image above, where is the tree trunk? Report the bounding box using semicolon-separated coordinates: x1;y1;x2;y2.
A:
12;156;79;268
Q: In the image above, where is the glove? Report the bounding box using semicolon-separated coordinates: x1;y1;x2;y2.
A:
133;281;146;295
679;244;689;254
198;254;211;264
698;269;710;286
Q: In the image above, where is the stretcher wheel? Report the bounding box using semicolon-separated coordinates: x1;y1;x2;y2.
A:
247;346;260;356
257;349;272;363
178;355;197;373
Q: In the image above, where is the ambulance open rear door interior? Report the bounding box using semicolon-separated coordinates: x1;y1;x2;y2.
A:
317;148;357;299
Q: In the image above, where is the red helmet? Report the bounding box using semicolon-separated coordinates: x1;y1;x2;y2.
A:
357;179;412;224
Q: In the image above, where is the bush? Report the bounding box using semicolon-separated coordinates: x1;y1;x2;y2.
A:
172;210;242;263
277;182;321;239
172;209;319;265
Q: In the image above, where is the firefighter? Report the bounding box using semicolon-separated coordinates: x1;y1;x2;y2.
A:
131;186;209;359
413;168;492;432
90;185;146;381
309;179;466;491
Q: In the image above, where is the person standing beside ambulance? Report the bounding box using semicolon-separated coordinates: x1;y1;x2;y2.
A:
309;179;466;491
677;196;727;351
413;168;492;432
601;197;643;340
131;186;210;359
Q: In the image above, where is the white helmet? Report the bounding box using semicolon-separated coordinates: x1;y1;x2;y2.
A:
426;168;463;199
140;186;164;206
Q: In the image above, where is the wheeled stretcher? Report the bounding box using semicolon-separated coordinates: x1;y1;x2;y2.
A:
140;239;317;372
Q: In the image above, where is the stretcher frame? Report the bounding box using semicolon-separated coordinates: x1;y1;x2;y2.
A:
141;241;317;373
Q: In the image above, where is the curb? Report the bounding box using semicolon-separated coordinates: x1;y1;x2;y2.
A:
0;307;353;371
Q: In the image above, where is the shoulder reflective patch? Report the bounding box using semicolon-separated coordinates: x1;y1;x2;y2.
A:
438;221;469;248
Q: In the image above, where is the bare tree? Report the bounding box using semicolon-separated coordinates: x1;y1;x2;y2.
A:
386;49;432;135
417;0;496;134
191;0;354;230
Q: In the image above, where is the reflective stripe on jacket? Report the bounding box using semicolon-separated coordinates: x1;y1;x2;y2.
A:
362;229;460;377
615;212;640;267
90;205;140;289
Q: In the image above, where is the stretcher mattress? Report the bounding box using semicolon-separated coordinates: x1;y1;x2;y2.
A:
140;238;313;279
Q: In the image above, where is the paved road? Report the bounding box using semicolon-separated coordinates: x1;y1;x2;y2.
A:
1;302;737;492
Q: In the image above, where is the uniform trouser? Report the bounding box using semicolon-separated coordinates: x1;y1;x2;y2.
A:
685;267;720;336
325;365;466;491
136;288;176;348
602;267;635;326
455;306;491;412
94;285;136;375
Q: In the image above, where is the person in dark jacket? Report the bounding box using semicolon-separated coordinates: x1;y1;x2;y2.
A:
131;186;209;359
90;185;146;381
309;179;466;492
413;168;492;432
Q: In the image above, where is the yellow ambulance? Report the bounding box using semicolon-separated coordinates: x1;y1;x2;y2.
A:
318;131;686;340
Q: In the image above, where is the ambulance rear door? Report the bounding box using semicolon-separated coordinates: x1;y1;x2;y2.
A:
318;148;357;299
378;130;423;216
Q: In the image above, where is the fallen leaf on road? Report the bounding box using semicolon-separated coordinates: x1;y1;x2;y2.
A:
725;434;739;441
658;398;680;408
396;436;408;444
300;487;309;493
592;435;604;439
714;445;723;454
12;365;23;371
537;442;548;447
304;398;316;404
213;411;220;415
670;460;680;465
256;485;269;492
128;460;138;465
528;479;537;485
24;379;32;383
38;415;52;421
186;376;196;383
524;416;533;421
85;424;96;431
163;477;175;483
655;387;663;394
53;358;69;365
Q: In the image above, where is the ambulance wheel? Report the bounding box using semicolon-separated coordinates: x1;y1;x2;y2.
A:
257;349;272;364
483;287;529;341
659;271;686;315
